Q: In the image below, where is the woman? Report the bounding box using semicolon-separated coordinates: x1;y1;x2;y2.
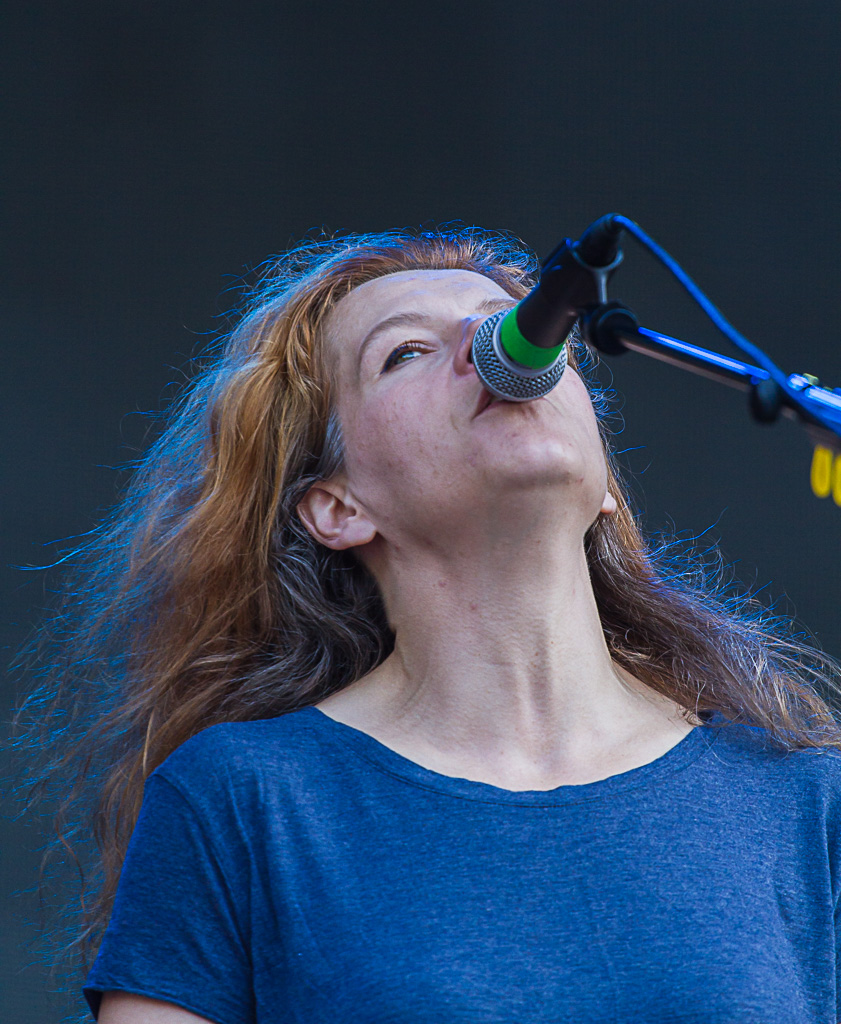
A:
15;226;841;1023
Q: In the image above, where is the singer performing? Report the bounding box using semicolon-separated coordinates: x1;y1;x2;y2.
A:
23;227;841;1024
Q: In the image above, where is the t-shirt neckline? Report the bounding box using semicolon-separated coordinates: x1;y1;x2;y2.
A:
298;705;720;805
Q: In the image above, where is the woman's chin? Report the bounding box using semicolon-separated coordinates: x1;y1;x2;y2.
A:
478;440;592;489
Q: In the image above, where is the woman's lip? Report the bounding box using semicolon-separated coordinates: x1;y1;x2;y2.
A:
475;392;545;417
475;388;501;417
476;393;514;416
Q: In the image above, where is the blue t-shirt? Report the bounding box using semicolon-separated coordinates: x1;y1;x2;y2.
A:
83;706;841;1023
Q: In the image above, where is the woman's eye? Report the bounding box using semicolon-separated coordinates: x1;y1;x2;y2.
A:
380;342;426;373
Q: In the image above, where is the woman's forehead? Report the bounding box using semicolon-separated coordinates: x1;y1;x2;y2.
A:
326;268;511;344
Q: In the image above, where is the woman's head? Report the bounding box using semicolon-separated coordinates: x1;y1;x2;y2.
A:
241;226;608;539
297;267;617;578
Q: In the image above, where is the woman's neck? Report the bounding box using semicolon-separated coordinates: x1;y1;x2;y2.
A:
324;530;693;781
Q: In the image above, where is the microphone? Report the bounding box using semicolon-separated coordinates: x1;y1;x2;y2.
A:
471;214;625;401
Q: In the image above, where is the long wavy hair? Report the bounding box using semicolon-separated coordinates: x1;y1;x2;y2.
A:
12;225;841;1002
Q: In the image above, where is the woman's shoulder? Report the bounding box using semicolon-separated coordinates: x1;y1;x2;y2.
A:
150;706;326;796
708;715;841;800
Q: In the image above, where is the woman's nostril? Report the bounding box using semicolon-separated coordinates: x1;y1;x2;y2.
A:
460;316;485;369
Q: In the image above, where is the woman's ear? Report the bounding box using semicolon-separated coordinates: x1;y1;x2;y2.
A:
297;480;377;550
600;490;618;515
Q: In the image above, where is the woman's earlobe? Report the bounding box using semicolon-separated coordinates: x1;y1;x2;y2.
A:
600;491;618;515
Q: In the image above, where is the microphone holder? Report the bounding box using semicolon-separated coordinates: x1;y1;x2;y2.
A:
582;301;841;454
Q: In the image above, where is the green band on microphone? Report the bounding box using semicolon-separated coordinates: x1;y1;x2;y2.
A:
499;309;566;370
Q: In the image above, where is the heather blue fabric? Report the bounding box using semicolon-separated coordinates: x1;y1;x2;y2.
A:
84;706;841;1023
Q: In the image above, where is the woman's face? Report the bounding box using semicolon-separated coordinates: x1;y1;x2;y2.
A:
315;268;615;551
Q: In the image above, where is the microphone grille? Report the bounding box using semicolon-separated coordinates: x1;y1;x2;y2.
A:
472;311;568;402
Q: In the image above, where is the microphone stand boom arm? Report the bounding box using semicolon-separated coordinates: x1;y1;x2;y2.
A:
583;301;841;455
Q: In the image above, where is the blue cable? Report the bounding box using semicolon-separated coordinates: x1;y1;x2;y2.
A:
611;214;833;433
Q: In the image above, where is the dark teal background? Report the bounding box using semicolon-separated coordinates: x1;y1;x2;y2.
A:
3;2;840;1019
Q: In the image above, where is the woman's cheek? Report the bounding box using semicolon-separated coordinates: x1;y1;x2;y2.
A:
345;409;413;484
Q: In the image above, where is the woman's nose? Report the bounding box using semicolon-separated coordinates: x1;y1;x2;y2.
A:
453;316;483;376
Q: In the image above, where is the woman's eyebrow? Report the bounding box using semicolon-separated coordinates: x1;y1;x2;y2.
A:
355;297;517;378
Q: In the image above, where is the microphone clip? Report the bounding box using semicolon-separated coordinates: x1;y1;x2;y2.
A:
570;244;625;304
